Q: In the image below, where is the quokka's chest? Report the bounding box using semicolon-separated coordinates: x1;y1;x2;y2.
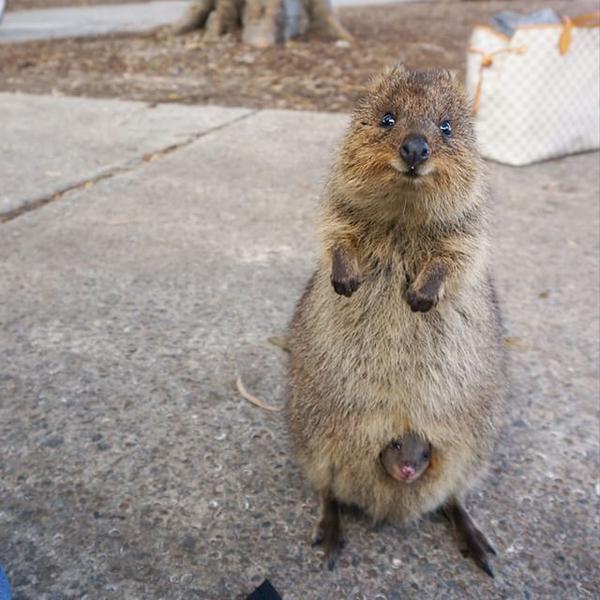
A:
358;232;433;283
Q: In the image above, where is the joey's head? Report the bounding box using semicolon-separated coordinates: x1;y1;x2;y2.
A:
380;433;432;484
338;66;480;206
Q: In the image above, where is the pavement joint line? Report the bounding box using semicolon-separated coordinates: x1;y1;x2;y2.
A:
0;107;260;224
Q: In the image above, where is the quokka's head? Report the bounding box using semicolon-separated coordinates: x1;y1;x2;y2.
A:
337;66;480;202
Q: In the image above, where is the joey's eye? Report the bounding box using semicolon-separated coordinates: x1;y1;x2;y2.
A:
380;113;396;128
439;119;452;137
422;450;430;460
392;440;402;450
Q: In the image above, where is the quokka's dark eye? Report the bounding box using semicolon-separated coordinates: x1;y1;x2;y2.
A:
439;119;452;137
392;440;402;450
422;450;430;460
380;113;396;128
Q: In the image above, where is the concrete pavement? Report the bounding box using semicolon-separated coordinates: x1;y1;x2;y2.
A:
0;93;253;216
0;93;598;599
0;1;191;43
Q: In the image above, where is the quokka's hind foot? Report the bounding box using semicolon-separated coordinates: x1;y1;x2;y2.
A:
442;498;497;578
312;490;346;570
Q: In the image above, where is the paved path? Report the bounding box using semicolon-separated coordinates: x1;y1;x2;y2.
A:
0;1;190;43
0;0;420;43
0;93;252;215
0;93;598;599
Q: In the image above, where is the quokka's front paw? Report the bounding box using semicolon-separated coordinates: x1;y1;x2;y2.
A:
406;264;447;312
406;284;442;313
331;246;362;297
331;273;361;297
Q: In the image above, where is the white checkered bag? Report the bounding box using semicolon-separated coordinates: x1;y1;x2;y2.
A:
466;12;600;166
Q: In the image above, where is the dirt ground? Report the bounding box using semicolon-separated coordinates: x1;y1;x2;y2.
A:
0;0;596;111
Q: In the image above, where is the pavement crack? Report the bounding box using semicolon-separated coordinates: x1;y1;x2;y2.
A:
0;108;259;224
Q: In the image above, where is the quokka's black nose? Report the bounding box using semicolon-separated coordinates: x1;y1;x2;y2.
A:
399;135;430;168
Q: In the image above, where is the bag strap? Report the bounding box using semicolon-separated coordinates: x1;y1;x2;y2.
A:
469;11;599;113
560;12;600;55
468;46;528;115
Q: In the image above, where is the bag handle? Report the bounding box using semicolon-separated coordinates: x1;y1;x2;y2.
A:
560;12;600;55
468;46;528;115
469;11;600;113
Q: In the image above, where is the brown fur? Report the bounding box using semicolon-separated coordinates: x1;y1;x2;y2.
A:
286;67;505;534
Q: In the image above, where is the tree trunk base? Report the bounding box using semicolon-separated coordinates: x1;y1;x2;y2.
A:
172;0;352;46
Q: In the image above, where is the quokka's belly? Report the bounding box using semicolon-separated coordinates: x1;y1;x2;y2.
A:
288;265;500;518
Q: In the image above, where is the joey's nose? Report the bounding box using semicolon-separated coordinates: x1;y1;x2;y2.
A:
400;465;416;480
400;135;430;168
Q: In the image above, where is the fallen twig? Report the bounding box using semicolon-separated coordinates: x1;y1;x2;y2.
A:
267;335;290;353
236;376;282;412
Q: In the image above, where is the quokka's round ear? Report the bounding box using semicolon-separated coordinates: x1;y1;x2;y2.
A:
354;67;394;104
369;64;404;88
439;68;458;81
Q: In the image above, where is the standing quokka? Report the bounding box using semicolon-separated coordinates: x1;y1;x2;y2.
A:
286;66;506;577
